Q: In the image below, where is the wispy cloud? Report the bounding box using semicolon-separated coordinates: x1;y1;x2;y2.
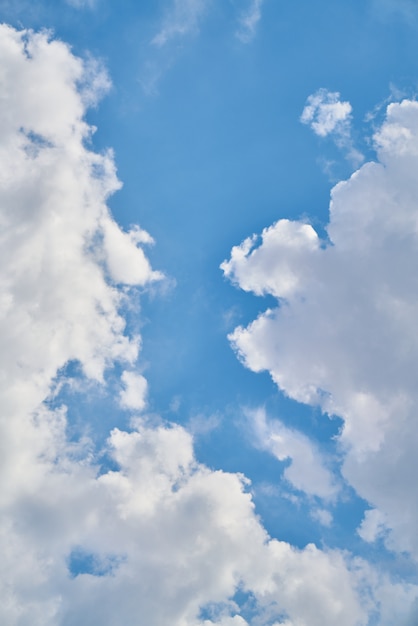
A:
247;407;339;500
371;0;418;24
66;0;98;8
151;0;209;47
139;0;209;95
236;0;264;43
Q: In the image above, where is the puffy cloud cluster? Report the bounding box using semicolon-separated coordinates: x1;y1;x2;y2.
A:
0;24;160;514
2;416;375;626
301;89;353;138
223;98;418;566
0;23;415;626
301;89;363;164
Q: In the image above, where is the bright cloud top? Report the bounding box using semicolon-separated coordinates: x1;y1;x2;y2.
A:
0;23;412;626
223;98;418;566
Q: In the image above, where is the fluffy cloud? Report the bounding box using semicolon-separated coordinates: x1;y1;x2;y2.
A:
223;98;418;564
2;418;373;626
0;23;415;626
119;370;148;410
301;88;363;164
301;89;352;137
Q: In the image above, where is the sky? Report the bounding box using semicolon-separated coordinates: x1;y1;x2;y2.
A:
2;0;418;624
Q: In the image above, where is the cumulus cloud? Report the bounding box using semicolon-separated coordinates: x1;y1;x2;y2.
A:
301;88;363;164
0;23;410;626
236;0;264;43
119;371;148;410
301;89;352;137
223;97;418;564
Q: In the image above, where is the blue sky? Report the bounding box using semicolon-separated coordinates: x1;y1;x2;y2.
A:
2;1;418;624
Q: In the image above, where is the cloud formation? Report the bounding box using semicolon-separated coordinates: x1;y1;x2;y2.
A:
119;371;148;410
223;98;418;569
247;407;338;500
301;89;352;137
1;23;416;626
301;88;363;164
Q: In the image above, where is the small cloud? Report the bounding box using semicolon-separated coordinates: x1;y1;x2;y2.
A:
311;508;333;527
221;305;242;331
102;220;163;286
151;0;208;47
236;0;264;43
120;371;148;411
78;55;111;108
301;89;352;138
169;395;181;413
140;0;209;95
357;508;388;543
301;88;364;166
246;407;339;500
187;412;221;436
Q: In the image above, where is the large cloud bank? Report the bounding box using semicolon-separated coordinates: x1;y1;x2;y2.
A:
223;98;418;566
0;24;415;626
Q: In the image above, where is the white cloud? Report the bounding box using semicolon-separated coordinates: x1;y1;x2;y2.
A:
119;371;148;410
1;24;417;626
223;98;418;564
248;406;338;500
102;219;162;285
301;89;352;138
221;219;320;300
152;0;208;47
358;508;388;543
236;0;264;44
301;88;363;165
